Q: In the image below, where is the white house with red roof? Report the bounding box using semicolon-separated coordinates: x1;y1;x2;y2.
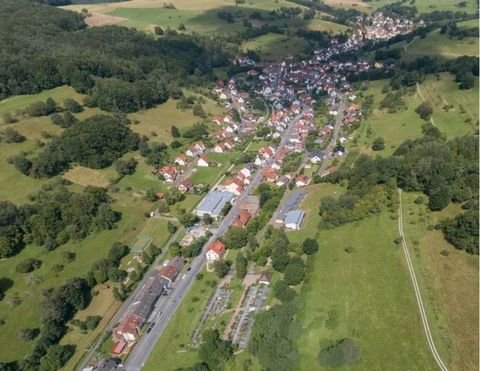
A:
206;240;226;261
174;155;188;166
197;156;209;167
161;165;178;182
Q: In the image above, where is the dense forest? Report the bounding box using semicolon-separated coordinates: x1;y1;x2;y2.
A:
0;0;232;111
320;126;479;254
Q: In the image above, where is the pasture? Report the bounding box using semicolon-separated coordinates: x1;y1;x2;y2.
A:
289;183;438;371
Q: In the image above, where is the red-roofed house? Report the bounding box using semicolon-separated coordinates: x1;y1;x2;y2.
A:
197;155;209;167
263;168;278;183
161;165;178;182
206;240;226;261
233;210;251;228
178;179;193;193
113;314;143;342
295;175;310;187
174;155;188;166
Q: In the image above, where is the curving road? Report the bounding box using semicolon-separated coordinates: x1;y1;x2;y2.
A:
397;189;448;371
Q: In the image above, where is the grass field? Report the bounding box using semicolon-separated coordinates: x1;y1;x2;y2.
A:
289;183;438;370
129;96;222;144
401;192;479;371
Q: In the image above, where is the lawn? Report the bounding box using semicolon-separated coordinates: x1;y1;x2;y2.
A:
241;33;309;61
400;192;479;371
289;184;438;370
63;165;117;188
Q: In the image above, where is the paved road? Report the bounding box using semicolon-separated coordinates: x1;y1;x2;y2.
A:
317;95;345;176
397;189;448;371
77;226;184;371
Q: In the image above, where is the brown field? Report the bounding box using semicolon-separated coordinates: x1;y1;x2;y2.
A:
63;166;114;188
85;13;127;27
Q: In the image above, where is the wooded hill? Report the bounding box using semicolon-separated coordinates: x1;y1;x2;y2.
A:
0;0;231;111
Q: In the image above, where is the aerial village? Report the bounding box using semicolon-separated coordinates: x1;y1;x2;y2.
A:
90;11;423;368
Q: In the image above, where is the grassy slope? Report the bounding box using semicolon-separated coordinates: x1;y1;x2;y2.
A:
288;184;437;370
401;192;479;371
241;33;310;61
351;76;478;158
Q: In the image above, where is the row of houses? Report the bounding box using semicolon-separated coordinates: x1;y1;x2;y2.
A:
112;257;185;352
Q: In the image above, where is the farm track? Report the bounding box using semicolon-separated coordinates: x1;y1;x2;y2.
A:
397;189;448;371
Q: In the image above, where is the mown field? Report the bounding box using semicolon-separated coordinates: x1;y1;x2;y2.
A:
289;183;438;370
241;33;310;61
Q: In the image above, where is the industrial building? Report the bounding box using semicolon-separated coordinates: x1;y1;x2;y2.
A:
194;190;235;218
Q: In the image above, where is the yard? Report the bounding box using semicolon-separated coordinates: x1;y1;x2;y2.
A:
289;184;438;370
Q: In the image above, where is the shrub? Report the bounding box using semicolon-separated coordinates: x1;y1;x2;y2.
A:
318;338;359;368
15;258;42;273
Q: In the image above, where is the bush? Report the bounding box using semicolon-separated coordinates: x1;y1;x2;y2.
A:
371;137;385;151
63;98;83;113
85;315;101;331
318;338;359;368
3;128;26;143
302;238;319;255
415;101;433;120
15;258;42;273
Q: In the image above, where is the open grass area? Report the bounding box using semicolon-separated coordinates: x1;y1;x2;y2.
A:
401;192;479;371
63;165;117;188
242;33;309;61
289;183;438;370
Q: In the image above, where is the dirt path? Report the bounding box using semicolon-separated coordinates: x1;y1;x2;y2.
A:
398;189;448;371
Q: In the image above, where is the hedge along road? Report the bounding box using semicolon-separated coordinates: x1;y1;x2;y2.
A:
397;189;448;371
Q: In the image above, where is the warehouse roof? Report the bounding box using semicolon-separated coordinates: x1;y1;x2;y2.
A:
195;190;235;216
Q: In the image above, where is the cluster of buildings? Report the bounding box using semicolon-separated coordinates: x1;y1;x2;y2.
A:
355;12;423;41
111;257;185;354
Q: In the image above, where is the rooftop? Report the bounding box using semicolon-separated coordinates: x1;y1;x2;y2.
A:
195;190;235;217
284;210;305;226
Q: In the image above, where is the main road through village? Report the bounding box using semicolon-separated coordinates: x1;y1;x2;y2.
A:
121;109;306;370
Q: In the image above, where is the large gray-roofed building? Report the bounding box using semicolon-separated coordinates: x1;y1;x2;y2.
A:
284;210;305;230
194;190;235;218
275;189;307;223
131;274;168;319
